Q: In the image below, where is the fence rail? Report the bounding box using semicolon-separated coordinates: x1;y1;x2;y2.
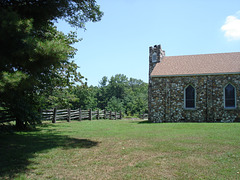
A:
0;109;16;123
1;108;147;124
141;113;148;120
41;108;122;123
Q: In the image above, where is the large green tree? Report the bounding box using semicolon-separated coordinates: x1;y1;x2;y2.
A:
0;0;103;128
95;74;148;116
72;85;97;110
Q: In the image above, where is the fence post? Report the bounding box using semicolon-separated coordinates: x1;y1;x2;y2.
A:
104;109;106;119
120;111;122;119
79;108;82;121
38;108;42;120
67;108;71;122
89;109;92;120
115;111;117;120
109;111;112;120
52;108;57;123
97;109;100;120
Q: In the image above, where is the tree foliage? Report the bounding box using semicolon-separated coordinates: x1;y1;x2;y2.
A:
42;74;148;116
72;85;97;110
0;0;103;128
71;74;148;116
106;96;125;112
0;0;103;29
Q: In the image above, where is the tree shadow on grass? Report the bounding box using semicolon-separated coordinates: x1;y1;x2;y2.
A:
137;120;152;124
128;120;153;124
0;125;99;179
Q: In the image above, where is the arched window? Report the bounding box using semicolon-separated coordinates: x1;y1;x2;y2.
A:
185;85;196;109
224;84;236;108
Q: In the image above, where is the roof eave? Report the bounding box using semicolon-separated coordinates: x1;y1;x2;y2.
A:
151;72;240;78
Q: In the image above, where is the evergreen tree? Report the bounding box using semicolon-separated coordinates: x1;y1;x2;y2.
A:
0;0;103;128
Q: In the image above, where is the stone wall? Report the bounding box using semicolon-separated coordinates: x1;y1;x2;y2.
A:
149;74;240;122
148;45;165;122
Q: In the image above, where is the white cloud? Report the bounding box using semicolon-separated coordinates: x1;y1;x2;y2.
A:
221;11;240;41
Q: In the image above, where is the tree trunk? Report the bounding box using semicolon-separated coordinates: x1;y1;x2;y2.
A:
16;118;25;129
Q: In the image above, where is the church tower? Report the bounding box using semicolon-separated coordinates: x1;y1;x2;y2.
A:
148;45;165;122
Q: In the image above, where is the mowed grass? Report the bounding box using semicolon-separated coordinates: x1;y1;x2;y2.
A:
0;120;240;180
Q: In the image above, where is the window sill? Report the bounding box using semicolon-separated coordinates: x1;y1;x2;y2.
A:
224;107;237;110
184;108;196;111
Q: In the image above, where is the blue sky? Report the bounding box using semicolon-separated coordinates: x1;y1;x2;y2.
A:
56;0;240;86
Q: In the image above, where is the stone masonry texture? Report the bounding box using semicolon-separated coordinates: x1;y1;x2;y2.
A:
148;45;240;123
149;74;240;122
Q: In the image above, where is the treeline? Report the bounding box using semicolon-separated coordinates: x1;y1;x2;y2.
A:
40;74;148;116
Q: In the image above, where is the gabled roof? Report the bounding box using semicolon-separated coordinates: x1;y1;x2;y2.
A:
151;52;240;77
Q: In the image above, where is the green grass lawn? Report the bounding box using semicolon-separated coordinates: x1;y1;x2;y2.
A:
1;120;240;179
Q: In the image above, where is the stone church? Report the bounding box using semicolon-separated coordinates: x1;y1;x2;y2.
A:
148;45;240;122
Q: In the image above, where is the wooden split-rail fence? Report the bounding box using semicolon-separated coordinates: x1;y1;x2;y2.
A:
0;109;16;123
41;108;123;123
0;108;147;124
